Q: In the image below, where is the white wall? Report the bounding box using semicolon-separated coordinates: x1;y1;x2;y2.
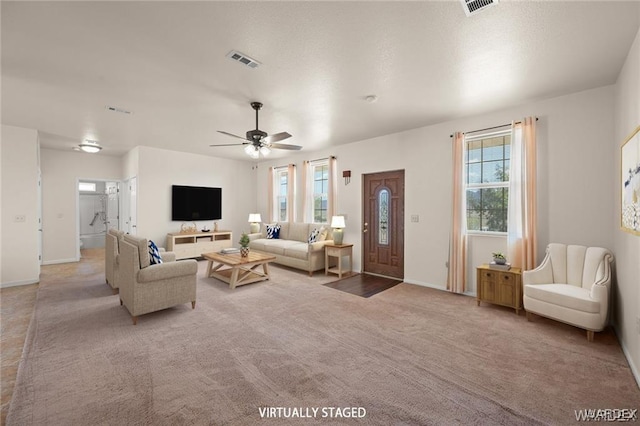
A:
1;125;40;287
256;85;616;293
614;26;640;386
135;146;257;249
40;148;122;264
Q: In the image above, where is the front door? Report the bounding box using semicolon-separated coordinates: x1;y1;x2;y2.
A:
362;170;404;279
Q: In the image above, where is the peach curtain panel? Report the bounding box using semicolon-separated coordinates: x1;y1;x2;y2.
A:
267;167;274;223
447;132;467;293
507;117;537;270
301;161;311;222
287;164;296;222
328;156;338;219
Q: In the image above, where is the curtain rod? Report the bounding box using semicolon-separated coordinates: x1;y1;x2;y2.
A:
449;117;538;138
307;155;336;163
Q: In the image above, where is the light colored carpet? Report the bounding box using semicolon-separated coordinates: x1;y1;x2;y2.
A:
7;260;639;425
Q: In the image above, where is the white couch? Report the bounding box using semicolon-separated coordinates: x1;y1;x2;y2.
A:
523;243;613;341
249;222;334;276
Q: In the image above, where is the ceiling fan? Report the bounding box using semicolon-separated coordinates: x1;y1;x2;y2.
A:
211;102;302;158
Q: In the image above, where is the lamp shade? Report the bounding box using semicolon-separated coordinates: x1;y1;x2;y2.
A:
330;216;346;229
248;213;262;223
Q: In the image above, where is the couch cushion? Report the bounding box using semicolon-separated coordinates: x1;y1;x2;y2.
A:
308;228;320;243
288;222;310;243
124;234;150;269
249;238;269;251
524;283;600;313
284;242;310;260
258;239;300;256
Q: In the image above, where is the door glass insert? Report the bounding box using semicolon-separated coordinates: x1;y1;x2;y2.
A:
378;188;389;245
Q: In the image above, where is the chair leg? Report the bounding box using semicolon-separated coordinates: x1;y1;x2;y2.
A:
132;316;138;326
587;330;594;342
191;301;196;309
526;311;533;322
120;299;123;306
112;288;118;295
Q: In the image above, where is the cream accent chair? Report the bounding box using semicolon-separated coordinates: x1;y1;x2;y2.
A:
105;229;125;294
119;234;198;325
523;243;613;341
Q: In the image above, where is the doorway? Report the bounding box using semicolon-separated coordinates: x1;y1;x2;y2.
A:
362;170;405;279
77;179;120;253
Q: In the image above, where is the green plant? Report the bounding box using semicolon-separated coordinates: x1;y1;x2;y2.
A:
239;233;250;248
492;252;506;260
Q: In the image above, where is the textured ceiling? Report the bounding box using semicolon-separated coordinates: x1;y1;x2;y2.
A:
2;1;639;160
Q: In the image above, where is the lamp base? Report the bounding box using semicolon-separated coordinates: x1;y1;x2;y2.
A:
250;222;260;234
332;229;344;245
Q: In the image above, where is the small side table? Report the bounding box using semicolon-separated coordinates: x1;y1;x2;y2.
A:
476;265;523;314
325;244;353;279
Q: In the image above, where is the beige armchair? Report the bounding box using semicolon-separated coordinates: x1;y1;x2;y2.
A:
105;229;125;294
523;243;613;341
119;234;198;325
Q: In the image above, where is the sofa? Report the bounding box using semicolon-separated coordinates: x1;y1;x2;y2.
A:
119;234;198;325
523;243;614;341
249;222;334;276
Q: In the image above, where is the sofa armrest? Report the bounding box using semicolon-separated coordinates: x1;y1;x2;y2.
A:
137;259;197;283
248;233;262;241
522;253;553;285
309;240;335;253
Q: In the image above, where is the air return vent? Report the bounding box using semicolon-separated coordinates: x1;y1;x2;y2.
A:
460;0;499;16
105;105;132;115
226;50;261;69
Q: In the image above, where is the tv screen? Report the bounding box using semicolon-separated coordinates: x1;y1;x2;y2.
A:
172;185;222;221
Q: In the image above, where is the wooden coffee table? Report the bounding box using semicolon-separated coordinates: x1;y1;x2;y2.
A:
202;251;276;289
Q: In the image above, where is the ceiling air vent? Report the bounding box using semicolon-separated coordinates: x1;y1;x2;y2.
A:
226;50;261;69
460;0;499;17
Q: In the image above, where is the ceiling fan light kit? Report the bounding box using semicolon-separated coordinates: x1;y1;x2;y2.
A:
211;102;302;159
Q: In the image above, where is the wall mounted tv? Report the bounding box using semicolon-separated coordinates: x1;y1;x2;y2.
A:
171;185;222;221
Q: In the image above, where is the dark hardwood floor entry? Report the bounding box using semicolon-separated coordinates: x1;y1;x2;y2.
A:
323;273;402;298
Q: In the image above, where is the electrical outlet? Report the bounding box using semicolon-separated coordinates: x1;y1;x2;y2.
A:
411;215;419;223
14;215;26;223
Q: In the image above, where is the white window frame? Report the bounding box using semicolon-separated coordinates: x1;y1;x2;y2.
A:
274;168;289;222
78;182;97;192
465;129;511;235
309;159;329;224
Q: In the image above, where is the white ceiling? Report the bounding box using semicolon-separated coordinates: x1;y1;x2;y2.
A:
2;1;639;160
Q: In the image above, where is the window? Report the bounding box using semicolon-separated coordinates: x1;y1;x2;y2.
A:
275;169;288;221
312;162;329;223
465;131;511;232
78;182;96;192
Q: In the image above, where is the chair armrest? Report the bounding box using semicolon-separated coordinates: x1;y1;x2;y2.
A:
162;252;177;262
137;259;197;283
522;253;553;285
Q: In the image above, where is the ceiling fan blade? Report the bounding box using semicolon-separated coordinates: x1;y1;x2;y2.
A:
217;130;249;141
269;142;302;151
262;132;292;144
209;143;248;147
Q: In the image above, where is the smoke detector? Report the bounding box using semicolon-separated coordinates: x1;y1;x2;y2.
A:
226;50;261;69
460;0;499;17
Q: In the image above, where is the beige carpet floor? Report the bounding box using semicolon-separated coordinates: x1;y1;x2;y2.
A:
6;258;639;425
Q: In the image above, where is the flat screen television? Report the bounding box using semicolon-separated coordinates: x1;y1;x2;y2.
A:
172;185;222;221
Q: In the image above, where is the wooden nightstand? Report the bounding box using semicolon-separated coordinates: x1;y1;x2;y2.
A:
325;244;353;279
476;265;523;314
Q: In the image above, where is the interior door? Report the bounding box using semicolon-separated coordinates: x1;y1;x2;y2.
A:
362;170;405;279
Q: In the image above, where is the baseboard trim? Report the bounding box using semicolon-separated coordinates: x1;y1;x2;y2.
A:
1;278;39;288
612;324;640;390
402;279;446;291
42;257;79;265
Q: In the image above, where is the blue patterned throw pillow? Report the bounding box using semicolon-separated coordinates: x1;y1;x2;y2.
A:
148;240;163;264
308;228;320;243
266;224;281;239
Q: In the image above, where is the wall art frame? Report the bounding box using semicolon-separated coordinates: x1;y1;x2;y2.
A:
621;125;640;236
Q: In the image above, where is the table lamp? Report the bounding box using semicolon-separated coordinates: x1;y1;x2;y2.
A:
330;215;346;245
248;213;262;234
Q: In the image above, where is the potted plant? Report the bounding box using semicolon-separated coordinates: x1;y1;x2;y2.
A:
492;252;507;265
239;233;250;257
